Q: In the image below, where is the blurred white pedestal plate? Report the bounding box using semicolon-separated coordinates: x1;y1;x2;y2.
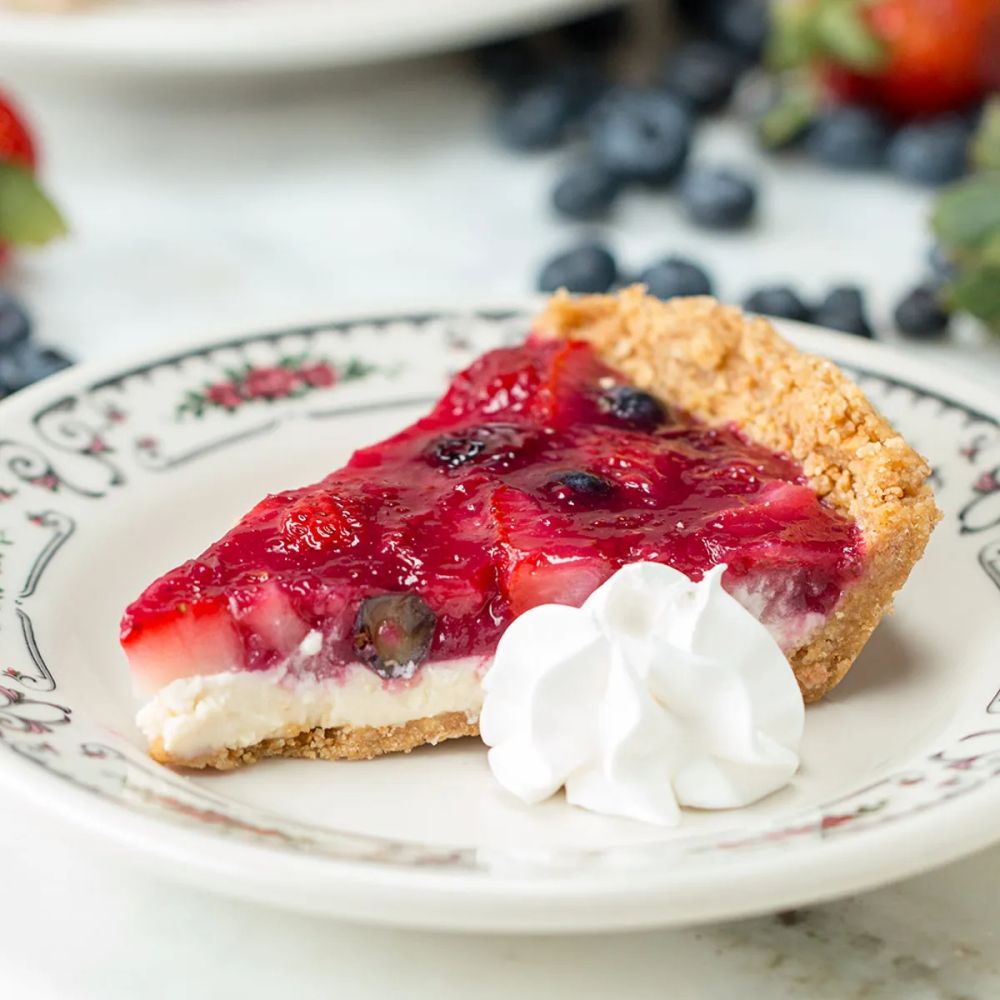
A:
2;56;999;998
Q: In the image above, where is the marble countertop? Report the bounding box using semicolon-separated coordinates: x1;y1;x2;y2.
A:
3;55;1000;998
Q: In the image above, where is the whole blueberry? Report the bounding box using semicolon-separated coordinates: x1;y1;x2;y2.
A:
709;0;770;58
674;0;769;57
0;290;31;355
588;87;693;183
604;385;668;428
893;284;950;339
680;166;757;228
743;285;811;322
496;63;605;151
813;286;874;338
0;342;73;394
353;593;436;679
806;106;891;169
639;256;713;300
552;470;615;496
661;41;743;114
551;158;622;219
538;242;618;294
888;116;970;186
496;81;575;151
473;38;541;94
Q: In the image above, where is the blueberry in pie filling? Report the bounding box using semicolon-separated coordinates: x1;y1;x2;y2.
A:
122;288;940;769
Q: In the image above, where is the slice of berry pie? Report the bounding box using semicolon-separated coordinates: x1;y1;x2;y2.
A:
122;289;940;769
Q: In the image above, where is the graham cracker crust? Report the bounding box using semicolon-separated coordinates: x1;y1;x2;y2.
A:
536;287;942;701
151;711;479;770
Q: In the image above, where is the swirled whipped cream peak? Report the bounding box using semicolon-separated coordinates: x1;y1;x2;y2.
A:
479;562;805;826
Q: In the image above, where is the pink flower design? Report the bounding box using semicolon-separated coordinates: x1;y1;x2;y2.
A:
105;407;127;424
298;361;336;388
974;471;999;494
243;367;299;400
206;382;243;410
0;489;15;503
85;436;110;455
136;437;158;451
30;474;59;492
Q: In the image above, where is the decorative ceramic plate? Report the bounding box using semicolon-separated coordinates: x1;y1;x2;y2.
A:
1;306;999;933
0;0;615;74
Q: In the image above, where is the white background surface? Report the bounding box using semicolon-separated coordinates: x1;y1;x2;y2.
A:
3;49;1000;997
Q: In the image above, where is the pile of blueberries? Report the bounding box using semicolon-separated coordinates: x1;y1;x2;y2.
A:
475;2;964;341
0;290;73;401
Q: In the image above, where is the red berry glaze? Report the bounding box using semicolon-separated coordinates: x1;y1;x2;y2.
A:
121;339;864;689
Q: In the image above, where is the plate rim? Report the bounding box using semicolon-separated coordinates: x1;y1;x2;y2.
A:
2;302;1000;931
0;0;620;73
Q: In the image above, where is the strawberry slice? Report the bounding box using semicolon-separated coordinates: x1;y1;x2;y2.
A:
122;596;242;696
491;485;613;614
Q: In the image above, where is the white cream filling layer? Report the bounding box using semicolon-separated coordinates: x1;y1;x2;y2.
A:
136;573;831;763
137;655;486;761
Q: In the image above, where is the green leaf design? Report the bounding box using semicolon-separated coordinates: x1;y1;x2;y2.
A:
0;161;68;246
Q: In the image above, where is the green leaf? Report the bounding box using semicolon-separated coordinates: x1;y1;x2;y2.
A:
946;266;1000;333
0;161;68;246
972;97;1000;172
932;174;1000;252
814;0;886;70
757;80;818;149
766;3;820;70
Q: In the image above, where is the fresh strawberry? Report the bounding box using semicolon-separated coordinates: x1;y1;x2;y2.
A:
770;0;1000;119
0;91;37;170
0;87;66;263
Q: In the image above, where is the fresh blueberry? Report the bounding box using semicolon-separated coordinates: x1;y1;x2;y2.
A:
588;87;693;183
496;63;605;151
496;80;576;151
674;0;769;57
661;41;743;114
806;106;891;169
538;242;618;294
0;290;31;355
353;593;437;680
888;116;970;186
813;286;874;338
893;284;950;339
639;256;713;300
680;166;757;228
431;435;487;469
473;38;541;94
0;342;73;394
709;0;770;58
551;470;615;497
743;285;812;322
559;7;629;54
551;158;622;219
603;385;668;428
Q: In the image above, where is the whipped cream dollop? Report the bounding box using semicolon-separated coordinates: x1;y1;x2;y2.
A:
479;562;804;826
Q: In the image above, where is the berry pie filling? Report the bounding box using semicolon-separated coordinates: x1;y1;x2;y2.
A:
123;337;864;761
